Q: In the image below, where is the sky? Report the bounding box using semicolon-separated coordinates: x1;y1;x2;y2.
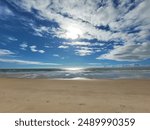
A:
0;0;150;68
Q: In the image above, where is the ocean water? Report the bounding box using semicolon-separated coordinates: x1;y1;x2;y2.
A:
0;67;150;79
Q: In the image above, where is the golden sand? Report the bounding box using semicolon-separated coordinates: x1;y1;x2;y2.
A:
0;78;150;112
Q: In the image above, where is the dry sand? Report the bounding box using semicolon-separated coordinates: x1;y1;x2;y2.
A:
0;78;150;113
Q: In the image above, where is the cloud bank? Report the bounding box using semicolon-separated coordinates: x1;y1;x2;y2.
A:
4;0;150;61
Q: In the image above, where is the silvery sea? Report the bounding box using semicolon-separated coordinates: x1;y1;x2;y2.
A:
0;67;150;79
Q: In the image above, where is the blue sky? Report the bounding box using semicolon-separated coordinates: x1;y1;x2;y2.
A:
0;0;150;68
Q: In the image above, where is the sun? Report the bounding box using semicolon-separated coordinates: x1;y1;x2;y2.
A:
65;26;83;39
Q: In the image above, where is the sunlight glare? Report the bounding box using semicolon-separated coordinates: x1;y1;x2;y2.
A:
64;67;83;71
65;26;83;39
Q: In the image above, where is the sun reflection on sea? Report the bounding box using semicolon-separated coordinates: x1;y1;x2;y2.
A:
64;67;83;71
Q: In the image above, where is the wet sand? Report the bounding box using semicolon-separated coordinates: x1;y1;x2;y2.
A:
0;78;150;112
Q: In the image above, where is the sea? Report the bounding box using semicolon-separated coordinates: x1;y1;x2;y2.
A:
0;67;150;79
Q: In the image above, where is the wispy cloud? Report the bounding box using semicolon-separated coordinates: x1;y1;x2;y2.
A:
97;42;150;61
0;58;61;65
20;43;28;50
75;47;93;56
0;5;14;18
8;37;18;41
0;49;14;56
53;54;59;57
30;45;45;53
58;45;69;49
29;24;51;37
64;42;91;46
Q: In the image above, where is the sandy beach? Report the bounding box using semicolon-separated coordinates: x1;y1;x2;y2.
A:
0;78;150;113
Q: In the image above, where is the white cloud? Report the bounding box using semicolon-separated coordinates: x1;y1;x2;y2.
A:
62;41;105;54
44;45;51;48
58;45;69;49
20;43;28;48
8;37;18;41
30;24;51;37
30;45;45;53
9;0;117;41
53;54;59;57
64;42;91;46
38;50;45;53
0;58;61;65
97;42;150;61
9;0;150;61
9;0;150;40
75;47;93;56
60;41;107;56
30;45;38;52
0;5;14;18
0;49;14;56
20;43;28;50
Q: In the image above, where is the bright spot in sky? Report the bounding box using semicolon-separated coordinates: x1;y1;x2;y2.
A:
64;67;83;71
65;26;83;39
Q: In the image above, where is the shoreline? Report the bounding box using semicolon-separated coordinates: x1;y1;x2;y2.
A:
0;78;150;113
1;77;150;80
